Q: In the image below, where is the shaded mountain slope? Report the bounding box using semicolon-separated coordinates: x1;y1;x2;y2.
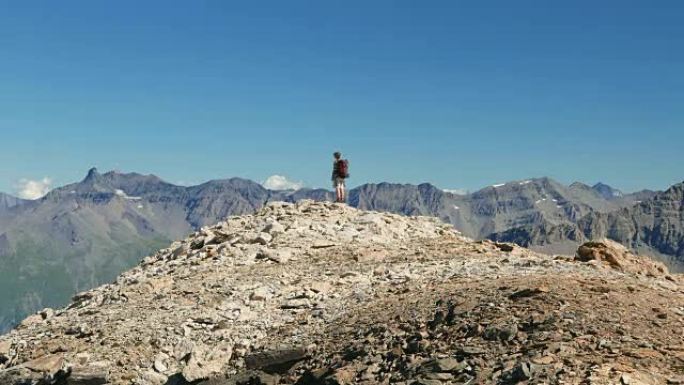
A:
0;193;27;212
578;181;684;269
494;182;684;272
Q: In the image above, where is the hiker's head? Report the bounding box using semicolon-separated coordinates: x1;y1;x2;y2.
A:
334;152;342;160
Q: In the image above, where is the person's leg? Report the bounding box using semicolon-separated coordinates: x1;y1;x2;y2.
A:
333;180;339;202
341;185;346;202
335;185;342;202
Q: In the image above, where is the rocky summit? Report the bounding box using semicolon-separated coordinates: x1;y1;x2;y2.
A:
0;201;683;385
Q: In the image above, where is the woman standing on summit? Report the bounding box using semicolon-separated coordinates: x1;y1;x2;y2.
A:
332;151;349;203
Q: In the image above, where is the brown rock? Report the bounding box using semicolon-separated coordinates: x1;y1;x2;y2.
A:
509;286;549;299
66;365;110;385
330;366;357;384
421;357;467;372
245;346;308;373
575;240;668;276
19;313;44;328
24;354;64;374
0;340;11;362
309;281;332;294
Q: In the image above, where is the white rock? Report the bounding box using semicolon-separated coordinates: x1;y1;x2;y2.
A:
258;248;293;263
0;340;11;362
255;232;273;245
250;287;272;301
281;298;311;309
153;353;168;373
309;281;332;294
182;346;232;382
141;369;168;385
40;308;55;320
174;340;195;361
264;221;286;235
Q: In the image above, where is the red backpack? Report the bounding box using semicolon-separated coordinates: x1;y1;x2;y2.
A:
338;159;349;178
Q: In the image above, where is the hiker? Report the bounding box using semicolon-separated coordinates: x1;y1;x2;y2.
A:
332;152;349;203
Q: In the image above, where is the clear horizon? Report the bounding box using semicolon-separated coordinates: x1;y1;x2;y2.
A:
2;1;683;197
2;166;674;200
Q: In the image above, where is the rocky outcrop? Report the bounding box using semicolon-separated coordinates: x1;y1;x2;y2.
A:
575;239;669;277
0;201;682;385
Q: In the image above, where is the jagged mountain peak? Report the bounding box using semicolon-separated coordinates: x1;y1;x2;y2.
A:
46;169;176;199
472;177;561;195
44;167;114;197
78;167;108;189
468;177;616;208
83;167;100;181
659;181;684;200
591;182;624;199
569;181;592;190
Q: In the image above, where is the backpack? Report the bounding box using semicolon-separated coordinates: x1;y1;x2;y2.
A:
338;159;349;178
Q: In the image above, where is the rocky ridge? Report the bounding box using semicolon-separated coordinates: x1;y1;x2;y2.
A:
495;181;684;272
1;201;683;385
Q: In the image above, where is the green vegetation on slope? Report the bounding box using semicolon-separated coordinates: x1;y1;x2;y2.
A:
0;234;169;332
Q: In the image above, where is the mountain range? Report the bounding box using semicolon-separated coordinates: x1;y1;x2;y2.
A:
0;168;679;333
492;181;684;268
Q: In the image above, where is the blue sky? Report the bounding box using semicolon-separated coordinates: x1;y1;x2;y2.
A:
1;1;683;197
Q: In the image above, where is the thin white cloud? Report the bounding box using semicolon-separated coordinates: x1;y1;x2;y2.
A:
262;175;305;191
442;188;469;195
15;177;53;200
175;180;196;186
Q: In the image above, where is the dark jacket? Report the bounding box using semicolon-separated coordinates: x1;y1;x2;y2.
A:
332;159;345;179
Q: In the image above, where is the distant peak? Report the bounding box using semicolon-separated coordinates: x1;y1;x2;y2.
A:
417;182;440;190
591;182;623;198
84;167;100;181
534;176;563;186
569;181;591;189
663;181;684;195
